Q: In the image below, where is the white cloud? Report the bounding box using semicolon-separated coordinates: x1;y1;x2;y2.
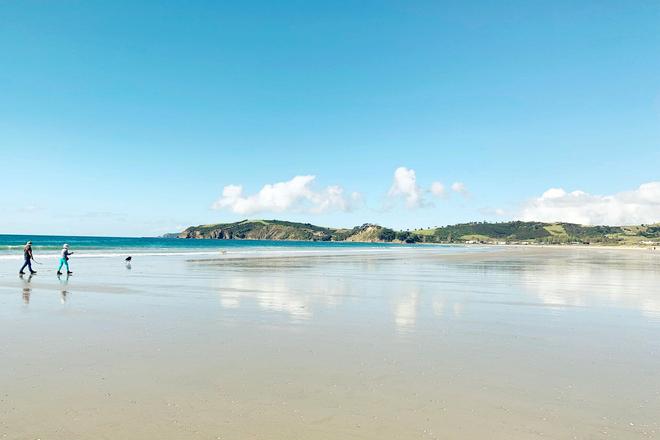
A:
451;182;468;196
388;168;470;208
430;181;446;198
519;182;660;225
388;167;424;208
212;175;361;215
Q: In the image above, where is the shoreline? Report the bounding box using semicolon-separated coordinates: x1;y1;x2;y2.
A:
0;241;656;262
166;236;660;250
463;242;659;251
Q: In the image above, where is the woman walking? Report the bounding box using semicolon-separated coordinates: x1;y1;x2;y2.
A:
19;241;37;275
57;244;74;275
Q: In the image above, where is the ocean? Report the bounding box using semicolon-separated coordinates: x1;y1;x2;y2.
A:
0;233;440;260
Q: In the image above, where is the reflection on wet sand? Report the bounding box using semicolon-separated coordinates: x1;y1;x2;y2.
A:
215;266;346;319
17;273;73;305
207;257;356;320
218;275;314;319
393;288;419;333
58;273;70;303
20;273;32;304
203;249;660;330
512;250;660;317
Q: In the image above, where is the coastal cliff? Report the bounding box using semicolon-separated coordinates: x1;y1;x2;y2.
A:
173;220;394;242
176;220;341;241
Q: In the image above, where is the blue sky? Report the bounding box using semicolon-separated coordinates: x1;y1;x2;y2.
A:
1;1;659;236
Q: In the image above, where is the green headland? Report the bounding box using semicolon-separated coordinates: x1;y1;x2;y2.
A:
167;219;660;246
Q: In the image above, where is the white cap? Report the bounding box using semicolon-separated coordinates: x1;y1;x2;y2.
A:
63;244;69;249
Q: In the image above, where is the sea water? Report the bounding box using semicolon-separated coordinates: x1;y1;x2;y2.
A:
0;233;456;260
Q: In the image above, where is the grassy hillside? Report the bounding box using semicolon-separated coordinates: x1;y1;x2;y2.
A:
172;220;660;246
177;219;340;241
413;222;660;245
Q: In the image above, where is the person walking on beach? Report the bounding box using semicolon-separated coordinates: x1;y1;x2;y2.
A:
57;244;74;275
19;241;37;275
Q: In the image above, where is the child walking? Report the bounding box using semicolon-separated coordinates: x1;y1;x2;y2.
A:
57;244;74;275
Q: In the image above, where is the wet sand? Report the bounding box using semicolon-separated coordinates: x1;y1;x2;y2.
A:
1;247;659;439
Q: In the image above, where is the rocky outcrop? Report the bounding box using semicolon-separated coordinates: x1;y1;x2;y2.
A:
179;228;234;239
176;220;340;241
344;224;385;242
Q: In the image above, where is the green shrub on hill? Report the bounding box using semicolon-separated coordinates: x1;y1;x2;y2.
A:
174;219;659;246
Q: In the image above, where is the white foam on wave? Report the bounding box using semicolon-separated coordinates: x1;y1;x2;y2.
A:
0;246;448;261
0;250;224;260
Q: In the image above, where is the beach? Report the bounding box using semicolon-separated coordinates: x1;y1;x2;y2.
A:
1;244;659;439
